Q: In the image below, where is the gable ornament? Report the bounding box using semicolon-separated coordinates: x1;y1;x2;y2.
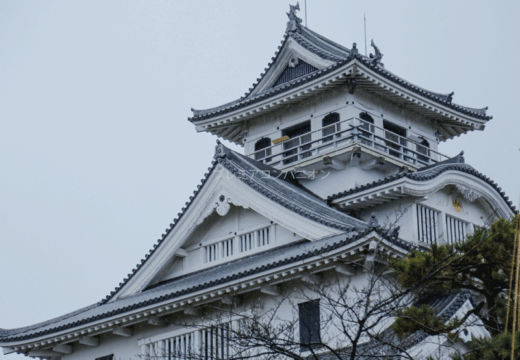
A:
216;195;231;216
455;184;482;202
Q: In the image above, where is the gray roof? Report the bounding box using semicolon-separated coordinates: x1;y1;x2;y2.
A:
0;227;414;343
0;143;372;343
327;152;517;214
95;143;366;306
95;143;366;307
189;11;490;122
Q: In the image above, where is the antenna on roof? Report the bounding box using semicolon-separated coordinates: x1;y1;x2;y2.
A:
364;14;367;56
305;0;307;27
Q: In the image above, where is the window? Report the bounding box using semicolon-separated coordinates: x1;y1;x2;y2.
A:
143;322;236;360
359;111;374;124
282;121;312;164
358;112;375;145
299;300;321;349
417;205;440;244
321;113;340;143
416;138;430;164
240;226;270;253
383;120;408;159
205;238;234;263
446;215;468;244
254;138;272;162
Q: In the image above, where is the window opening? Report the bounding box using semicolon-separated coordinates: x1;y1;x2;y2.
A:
321;113;340;143
358;112;375;146
417;205;440;244
383;120;408;160
254;137;272;162
299;300;321;350
416;138;430;164
282;121;312;165
446;215;468;244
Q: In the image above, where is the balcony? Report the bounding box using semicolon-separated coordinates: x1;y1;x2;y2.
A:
248;117;450;170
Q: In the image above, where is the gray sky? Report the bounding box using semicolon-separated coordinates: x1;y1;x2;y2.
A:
0;1;519;359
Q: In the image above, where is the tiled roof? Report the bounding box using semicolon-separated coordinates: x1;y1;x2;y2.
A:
215;142;366;232
0;143;371;344
0;227;412;343
189;20;491;123
97;143;365;306
327;152;517;214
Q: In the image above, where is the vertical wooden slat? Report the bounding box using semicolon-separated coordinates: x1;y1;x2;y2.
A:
141;344;150;360
417;205;421;243
433;209;437;242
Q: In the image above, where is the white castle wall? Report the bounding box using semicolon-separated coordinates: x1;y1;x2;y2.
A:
244;85;439;157
61;270;392;360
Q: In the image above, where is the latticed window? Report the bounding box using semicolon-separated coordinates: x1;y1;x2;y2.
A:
416;205;440;244
205;238;234;263
142;322;239;360
445;215;468;244
239;226;270;253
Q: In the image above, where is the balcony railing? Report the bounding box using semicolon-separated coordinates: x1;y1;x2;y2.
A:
248;117;450;168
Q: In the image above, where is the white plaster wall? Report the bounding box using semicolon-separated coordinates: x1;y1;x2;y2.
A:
61;270;399;360
358;185;495;245
244;85;440;157
157;206;304;282
300;164;396;199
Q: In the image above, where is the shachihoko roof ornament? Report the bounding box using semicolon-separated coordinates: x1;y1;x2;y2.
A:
369;39;384;67
286;2;302;33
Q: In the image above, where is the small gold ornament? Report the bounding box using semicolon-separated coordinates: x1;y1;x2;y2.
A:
453;200;462;212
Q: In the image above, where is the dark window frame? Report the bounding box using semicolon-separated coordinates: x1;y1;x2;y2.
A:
321;113;340;143
282;121;311;139
322;112;340;127
281;121;312;165
254;137;271;151
254;137;272;162
359;111;374;124
299;300;321;351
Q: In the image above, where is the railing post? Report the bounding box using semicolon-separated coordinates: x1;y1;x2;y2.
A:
351;121;359;143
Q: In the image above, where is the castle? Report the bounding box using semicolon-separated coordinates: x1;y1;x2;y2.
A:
1;4;515;360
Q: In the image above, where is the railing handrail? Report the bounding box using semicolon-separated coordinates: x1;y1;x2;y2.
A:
247;117;450;166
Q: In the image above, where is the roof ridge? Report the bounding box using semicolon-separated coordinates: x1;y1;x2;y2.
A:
327;157;516;214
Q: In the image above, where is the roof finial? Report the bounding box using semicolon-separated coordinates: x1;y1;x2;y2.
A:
369;40;384;67
286;2;302;33
351;43;359;56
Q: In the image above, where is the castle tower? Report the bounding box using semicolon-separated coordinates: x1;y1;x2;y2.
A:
0;5;516;360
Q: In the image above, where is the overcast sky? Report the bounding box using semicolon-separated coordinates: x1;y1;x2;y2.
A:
0;1;519;359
